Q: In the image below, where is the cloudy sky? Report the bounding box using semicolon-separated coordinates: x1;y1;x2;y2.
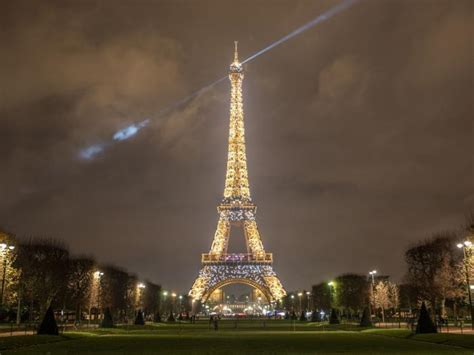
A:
0;0;472;293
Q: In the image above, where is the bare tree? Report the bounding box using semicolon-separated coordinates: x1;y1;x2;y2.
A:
374;281;399;322
67;257;95;324
311;282;332;312
15;238;70;316
143;281;161;318
404;232;463;316
334;274;369;318
100;265;136;322
388;282;400;310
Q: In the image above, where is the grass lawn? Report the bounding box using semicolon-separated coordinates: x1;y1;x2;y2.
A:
0;321;473;354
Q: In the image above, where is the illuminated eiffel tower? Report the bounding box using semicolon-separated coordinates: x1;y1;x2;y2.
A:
189;42;286;303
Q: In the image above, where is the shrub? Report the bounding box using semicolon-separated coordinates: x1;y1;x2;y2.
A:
416;302;437;334
37;306;59;335
359;307;372;327
329;308;340;324
134;309;145;325
100;307;115;328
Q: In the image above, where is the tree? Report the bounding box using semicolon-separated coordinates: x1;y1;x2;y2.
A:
67;257;95;324
15;238;69;315
405;233;463;316
329;308;340;324
359;307;372;327
312;283;332;312
0;229;20;309
134;309;145;325
143;281;161;317
100;265;135;322
398;283;417;311
388;281;400;317
37;306;58;335
101;307;115;328
374;281;389;323
334;274;369;318
416;302;437;334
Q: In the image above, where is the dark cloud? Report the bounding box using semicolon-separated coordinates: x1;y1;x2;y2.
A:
0;0;472;292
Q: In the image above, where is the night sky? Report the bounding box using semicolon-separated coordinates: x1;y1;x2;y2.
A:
0;0;472;293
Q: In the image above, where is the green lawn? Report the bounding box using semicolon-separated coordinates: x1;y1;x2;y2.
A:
1;321;473;354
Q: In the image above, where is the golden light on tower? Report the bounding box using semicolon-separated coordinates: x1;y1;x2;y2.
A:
189;43;286;303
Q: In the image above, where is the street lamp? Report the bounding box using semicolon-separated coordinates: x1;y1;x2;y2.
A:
369;270;377;318
297;292;303;312
0;243;15;305
306;291;311;311
171;292;177;314
457;240;474;330
327;282;335;310
178;295;183;312
89;270;103;326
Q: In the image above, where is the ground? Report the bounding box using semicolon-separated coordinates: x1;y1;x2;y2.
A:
1;320;474;354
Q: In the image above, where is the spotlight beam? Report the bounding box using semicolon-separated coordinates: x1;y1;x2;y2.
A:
242;0;358;64
79;0;359;160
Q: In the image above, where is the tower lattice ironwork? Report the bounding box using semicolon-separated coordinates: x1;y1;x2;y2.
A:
189;42;286;303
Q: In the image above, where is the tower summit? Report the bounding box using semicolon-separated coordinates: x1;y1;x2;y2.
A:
189;43;286;303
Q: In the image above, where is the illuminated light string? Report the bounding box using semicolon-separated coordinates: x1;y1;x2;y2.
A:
79;0;359;160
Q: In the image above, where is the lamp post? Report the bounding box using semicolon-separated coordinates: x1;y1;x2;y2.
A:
457;240;474;330
297;292;303;313
290;294;295;312
137;283;146;311
88;270;103;326
306;291;311;311
327;281;334;306
171;292;177;314
0;243;15;306
162;291;168;315
369;270;377;318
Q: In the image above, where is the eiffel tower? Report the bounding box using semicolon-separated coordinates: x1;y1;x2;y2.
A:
189;42;286;303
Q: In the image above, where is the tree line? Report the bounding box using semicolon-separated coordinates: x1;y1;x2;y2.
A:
0;230;161;325
282;213;474;322
305;216;474;324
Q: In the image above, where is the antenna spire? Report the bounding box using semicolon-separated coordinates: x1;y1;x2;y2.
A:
234;41;239;62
